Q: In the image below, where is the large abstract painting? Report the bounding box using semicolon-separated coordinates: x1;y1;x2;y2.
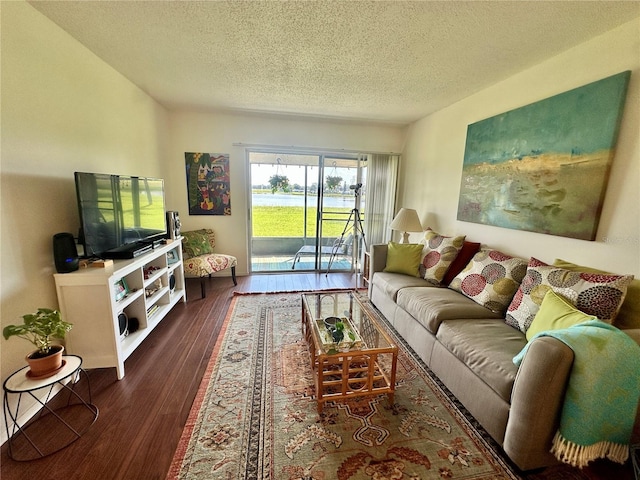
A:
457;71;630;240
185;152;231;215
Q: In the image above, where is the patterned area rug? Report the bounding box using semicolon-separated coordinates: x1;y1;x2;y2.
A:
167;292;591;480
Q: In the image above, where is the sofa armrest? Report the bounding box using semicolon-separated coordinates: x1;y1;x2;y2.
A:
503;336;574;471
370;243;388;273
368;244;388;299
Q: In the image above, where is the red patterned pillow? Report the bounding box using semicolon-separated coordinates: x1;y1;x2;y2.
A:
421;229;465;285
505;257;634;333
449;249;528;314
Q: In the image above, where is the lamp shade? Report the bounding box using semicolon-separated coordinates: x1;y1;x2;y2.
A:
390;208;423;243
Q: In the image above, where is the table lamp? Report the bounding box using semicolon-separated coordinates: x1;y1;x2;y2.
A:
389;208;423;243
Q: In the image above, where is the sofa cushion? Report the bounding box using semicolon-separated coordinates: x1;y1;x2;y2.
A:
436;319;526;402
442;240;481;286
449;249;528;315
525;290;595;341
383;242;423;277
506;257;634;334
371;271;433;301
397;286;502;334
421;229;466;285
554;258;640;330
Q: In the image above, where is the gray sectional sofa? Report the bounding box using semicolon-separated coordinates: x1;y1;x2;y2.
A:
367;243;640;472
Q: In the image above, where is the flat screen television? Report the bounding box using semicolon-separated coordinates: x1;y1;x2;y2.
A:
74;172;167;259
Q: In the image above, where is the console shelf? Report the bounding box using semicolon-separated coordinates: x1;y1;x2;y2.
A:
54;239;186;379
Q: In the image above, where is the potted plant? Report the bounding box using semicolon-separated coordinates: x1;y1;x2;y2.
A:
3;308;73;378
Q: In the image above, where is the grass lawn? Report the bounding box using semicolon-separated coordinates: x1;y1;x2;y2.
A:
252;206;351;237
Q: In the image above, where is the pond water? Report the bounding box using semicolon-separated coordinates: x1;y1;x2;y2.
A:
251;193;358;208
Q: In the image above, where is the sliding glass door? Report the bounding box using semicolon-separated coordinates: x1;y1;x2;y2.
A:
317;156;366;273
248;150;365;273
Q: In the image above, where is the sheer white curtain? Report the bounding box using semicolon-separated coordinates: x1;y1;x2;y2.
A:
363;153;399;246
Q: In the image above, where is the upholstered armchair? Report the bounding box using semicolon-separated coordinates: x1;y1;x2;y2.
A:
181;229;237;298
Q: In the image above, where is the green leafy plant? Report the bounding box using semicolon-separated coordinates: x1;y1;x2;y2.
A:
330;320;357;344
332;321;345;342
268;174;290;193
325;175;343;192
3;308;73;357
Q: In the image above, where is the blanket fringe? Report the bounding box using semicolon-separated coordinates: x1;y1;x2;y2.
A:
551;431;629;468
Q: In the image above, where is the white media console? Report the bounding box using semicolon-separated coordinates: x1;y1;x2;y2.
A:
54;239;186;379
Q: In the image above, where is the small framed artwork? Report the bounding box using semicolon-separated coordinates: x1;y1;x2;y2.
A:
167;250;178;264
185;152;231;215
114;278;130;302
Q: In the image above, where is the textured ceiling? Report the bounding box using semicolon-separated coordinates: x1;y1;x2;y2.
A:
29;1;640;125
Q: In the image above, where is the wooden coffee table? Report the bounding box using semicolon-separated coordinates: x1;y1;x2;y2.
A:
301;290;398;413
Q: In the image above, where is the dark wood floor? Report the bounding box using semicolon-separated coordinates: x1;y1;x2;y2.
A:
1;272;634;479
0;272;358;480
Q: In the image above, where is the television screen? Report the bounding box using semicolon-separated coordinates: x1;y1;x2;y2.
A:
75;172;167;258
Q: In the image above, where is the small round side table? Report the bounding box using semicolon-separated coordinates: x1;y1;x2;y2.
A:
3;355;99;461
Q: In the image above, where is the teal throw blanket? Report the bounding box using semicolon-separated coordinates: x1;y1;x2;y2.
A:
513;319;640;468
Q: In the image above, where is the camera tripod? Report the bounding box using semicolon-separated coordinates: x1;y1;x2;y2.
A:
325;207;367;276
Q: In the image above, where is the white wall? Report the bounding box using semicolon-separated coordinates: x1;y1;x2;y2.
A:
1;2;169;386
400;19;640;277
167;111;406;274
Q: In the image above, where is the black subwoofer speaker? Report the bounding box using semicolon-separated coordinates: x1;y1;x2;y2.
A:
53;233;79;273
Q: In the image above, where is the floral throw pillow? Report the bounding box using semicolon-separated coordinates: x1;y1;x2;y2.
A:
181;229;213;258
505;257;634;334
449;249;528;315
421;229;465;285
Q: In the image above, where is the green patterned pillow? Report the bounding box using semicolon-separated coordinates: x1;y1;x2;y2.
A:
182;230;213;258
421;229;465;285
553;259;640;330
449;249;528;315
506;257;633;334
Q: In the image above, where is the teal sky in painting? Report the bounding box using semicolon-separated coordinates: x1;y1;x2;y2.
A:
463;71;630;165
